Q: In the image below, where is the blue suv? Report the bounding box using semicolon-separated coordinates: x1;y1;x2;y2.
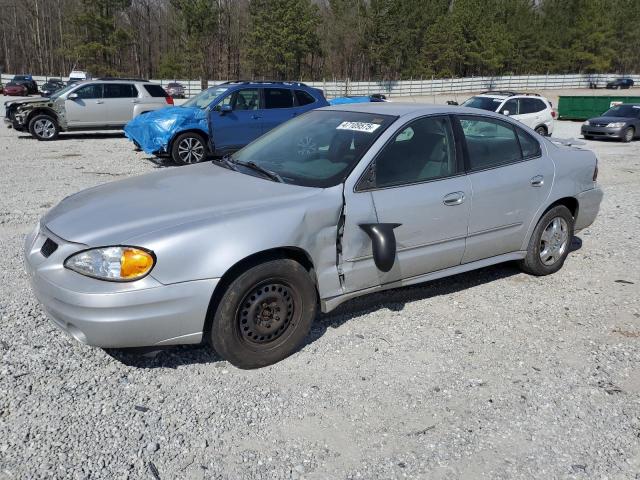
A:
124;81;328;165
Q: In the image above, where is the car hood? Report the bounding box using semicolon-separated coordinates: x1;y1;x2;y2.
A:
4;96;50;108
589;116;635;124
124;106;207;154
43;162;321;246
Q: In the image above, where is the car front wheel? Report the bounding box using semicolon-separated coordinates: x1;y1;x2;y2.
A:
519;205;574;276
622;127;634;143
171;132;207;165
29;114;59;141
210;259;317;369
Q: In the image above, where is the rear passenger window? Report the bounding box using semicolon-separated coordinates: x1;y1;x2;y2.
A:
295;90;315;106
265;88;294;109
459;117;522;171
374;116;457;188
519;98;546;114
104;84;138;98
500;99;518;115
143;84;169;97
516;128;541;158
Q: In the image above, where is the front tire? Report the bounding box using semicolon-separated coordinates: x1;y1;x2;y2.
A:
171;132;207;165
29;114;59;141
622;127;634;143
519;205;574;276
210;259;317;369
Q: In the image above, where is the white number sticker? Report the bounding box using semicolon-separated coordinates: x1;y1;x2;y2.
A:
336;121;381;133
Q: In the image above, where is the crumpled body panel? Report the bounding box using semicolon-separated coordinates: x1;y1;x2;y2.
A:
124;106;208;154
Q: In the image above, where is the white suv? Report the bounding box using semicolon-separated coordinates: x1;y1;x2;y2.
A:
460;91;555;136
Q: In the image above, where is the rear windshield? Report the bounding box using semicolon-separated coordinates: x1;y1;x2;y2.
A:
461;96;503;112
602;104;640;118
143;84;169;97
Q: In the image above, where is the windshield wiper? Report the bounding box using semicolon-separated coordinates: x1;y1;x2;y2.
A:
236;160;284;183
211;154;237;171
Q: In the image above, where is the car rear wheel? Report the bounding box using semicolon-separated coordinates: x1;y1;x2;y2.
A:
29;114;59;141
209;259;317;369
171;132;207;165
519;205;574;276
622;127;634;143
534;125;548;136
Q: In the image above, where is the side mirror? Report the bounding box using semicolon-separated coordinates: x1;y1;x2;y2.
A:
68;93;78;100
219;104;232;115
502;109;510;116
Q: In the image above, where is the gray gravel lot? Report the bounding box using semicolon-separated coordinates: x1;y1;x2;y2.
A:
1;95;639;479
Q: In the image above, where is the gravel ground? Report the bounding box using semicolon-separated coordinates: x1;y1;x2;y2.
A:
1;95;639;480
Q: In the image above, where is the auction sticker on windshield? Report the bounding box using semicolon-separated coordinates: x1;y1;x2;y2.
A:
336;121;381;133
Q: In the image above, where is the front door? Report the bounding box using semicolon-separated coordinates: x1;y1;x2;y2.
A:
342;115;471;291
65;83;105;127
455;115;554;263
210;88;262;152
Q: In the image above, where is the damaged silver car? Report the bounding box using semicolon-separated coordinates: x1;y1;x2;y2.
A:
24;104;603;368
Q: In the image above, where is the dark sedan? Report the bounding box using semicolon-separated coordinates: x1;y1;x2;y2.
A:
40;79;66;97
582;104;640;142
606;78;634;89
2;82;28;96
165;82;186;98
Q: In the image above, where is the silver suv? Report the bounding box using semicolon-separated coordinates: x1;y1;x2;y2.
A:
4;78;173;140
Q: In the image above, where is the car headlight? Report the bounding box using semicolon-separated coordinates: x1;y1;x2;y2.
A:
64;246;155;282
606;122;625;128
583;120;590;126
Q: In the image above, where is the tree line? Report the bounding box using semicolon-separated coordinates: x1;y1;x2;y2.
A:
0;0;638;81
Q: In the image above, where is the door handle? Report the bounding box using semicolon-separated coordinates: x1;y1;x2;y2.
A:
131;99;140;104
530;175;544;187
443;191;465;206
95;100;104;104
252;114;261;119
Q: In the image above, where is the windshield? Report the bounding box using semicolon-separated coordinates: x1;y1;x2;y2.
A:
602;104;640;118
461;96;503;112
229;110;397;188
182;86;229;109
50;84;79;100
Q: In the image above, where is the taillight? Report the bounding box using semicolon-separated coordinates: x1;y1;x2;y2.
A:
593;159;598;181
551;110;557;119
165;96;174;105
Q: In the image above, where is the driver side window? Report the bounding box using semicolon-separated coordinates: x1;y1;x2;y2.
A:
74;84;103;99
215;89;259;111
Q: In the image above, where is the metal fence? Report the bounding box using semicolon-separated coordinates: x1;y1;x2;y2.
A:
2;73;638;99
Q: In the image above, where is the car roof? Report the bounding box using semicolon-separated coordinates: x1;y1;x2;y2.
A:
323;102;504;118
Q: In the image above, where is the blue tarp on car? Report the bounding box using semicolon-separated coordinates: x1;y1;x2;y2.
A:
124;106;209;154
329;96;376;105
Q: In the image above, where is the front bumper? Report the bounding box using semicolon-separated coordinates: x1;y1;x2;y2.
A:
24;225;218;348
581;125;625;139
574;186;604;232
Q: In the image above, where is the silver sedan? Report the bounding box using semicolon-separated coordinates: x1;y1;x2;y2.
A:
24;104;603;368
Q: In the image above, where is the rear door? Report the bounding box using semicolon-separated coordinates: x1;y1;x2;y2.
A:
261;88;297;133
103;83;138;125
65;83;105;127
293;89;320;116
455;115;554;263
515;97;547;129
210;88;262;151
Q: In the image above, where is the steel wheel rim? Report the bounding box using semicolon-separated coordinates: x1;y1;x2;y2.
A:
177;137;204;163
539;217;569;266
237;281;296;345
34;119;55;139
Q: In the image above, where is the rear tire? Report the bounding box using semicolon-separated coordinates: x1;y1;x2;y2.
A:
519;205;574;276
171;132;207;165
28;114;59;141
210;259;317;369
534;125;548;136
622;127;634;143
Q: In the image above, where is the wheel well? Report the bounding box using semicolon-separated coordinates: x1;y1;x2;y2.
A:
535;124;548;135
27;108;58;124
169;129;210;153
544;197;579;219
202;247;316;341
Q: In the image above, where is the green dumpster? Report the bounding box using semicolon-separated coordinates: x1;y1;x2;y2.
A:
558;95;640;120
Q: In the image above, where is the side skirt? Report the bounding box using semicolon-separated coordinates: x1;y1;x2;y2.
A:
320;251;526;313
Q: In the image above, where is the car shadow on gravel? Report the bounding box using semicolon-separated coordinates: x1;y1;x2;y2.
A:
106;237;583;369
17;132;125;140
